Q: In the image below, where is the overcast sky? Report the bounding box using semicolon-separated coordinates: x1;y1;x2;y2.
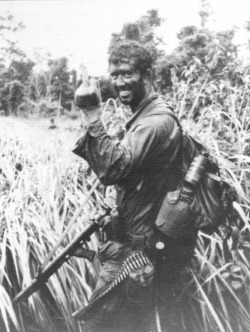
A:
1;0;250;76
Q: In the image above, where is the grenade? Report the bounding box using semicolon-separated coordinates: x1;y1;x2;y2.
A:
184;155;209;188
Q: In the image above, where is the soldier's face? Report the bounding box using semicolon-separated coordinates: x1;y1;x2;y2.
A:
109;62;146;109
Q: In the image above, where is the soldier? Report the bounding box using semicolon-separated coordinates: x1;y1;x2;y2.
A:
73;41;197;332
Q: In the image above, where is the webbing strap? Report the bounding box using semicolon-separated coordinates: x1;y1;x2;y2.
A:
131;234;145;251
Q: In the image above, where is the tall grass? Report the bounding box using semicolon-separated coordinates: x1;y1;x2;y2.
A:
0;117;100;331
170;77;250;332
0;79;249;332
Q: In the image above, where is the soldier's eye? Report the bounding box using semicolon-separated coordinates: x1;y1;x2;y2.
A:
124;72;132;78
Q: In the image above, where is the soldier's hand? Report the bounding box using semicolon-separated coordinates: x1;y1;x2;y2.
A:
99;215;113;243
74;83;101;123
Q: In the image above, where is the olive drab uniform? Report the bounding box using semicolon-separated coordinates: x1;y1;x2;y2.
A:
73;93;197;332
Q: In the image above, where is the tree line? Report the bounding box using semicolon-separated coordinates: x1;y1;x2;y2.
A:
0;5;250;120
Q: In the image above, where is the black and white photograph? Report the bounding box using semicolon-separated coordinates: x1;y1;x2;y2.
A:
0;0;250;331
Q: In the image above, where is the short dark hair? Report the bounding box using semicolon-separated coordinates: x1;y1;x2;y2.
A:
108;41;153;75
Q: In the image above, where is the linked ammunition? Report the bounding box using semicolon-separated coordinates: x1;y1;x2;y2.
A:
73;250;152;320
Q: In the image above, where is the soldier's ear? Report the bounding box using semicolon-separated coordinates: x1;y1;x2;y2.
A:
143;69;153;83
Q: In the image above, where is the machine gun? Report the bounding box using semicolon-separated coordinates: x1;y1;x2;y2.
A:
13;209;109;304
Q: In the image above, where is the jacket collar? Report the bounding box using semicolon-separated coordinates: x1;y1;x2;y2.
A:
125;93;159;131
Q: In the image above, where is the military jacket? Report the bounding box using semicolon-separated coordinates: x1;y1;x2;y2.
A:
73;94;182;237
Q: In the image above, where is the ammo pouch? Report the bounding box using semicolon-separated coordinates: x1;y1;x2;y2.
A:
155;155;229;238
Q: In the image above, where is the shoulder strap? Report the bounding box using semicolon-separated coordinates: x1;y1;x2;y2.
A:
162;104;185;169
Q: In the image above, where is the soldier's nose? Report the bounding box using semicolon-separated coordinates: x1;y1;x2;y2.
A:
117;75;125;87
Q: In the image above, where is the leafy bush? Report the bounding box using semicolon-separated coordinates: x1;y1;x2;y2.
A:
37;99;60;117
0;80;26;116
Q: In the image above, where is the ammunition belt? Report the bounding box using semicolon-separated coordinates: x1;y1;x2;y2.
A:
73;251;152;320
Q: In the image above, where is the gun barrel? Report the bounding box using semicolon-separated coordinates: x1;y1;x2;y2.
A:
13;221;99;304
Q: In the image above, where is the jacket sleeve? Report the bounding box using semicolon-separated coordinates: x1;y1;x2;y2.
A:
72;116;180;186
